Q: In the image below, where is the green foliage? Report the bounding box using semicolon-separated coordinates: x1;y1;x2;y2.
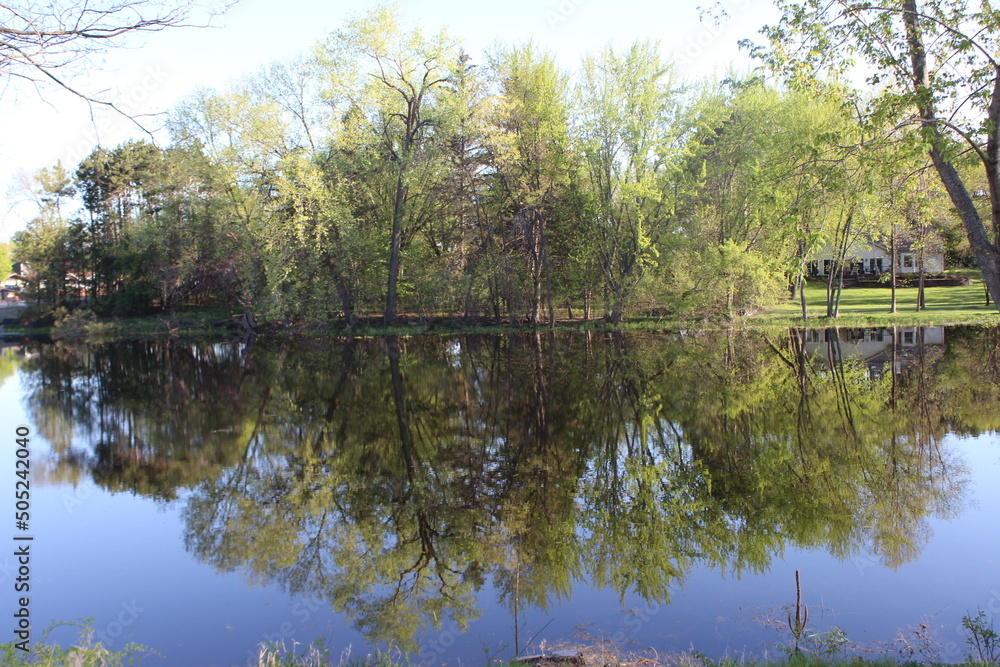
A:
50;307;122;340
0;620;153;666
15;7;995;326
484;42;573;324
962;610;999;664
746;0;1000;311
0;241;11;282
574;41;678;322
672;241;787;320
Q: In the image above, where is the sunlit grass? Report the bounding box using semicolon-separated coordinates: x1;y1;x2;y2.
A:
5;272;1000;338
759;274;1000;328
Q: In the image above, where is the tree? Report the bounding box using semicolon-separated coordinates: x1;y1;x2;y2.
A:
575;42;679;323
672;79;844;319
748;0;1000;310
75;140;170;310
485;43;571;325
274;150;380;328
0;241;10;283
10;166;86;304
1;0;219;116
169;82;297;327
316;4;461;325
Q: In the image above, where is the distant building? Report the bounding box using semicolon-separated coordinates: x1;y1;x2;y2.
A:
808;239;944;277
6;262;27;289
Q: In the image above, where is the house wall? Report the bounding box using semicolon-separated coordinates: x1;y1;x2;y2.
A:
809;243;944;276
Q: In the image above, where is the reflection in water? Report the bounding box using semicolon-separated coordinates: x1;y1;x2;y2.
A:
13;326;1000;653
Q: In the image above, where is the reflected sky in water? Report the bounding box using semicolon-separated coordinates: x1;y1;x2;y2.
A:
1;327;998;665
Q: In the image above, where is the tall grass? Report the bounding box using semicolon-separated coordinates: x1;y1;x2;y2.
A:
0;620;153;666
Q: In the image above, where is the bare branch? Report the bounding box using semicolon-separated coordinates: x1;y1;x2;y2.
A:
1;0;231;124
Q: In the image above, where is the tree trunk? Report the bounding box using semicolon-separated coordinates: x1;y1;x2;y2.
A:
832;265;845;318
335;277;356;328
544;232;555;328
241;303;257;332
385;173;407;326
890;226;898;313
328;257;356;328
917;250;926;311
902;0;1000;309
799;274;808;320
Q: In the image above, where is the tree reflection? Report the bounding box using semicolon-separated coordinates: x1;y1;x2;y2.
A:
18;327;985;651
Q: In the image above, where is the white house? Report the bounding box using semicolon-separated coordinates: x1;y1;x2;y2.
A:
808;239;944;277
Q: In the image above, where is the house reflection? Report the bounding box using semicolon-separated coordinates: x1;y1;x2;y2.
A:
802;326;945;377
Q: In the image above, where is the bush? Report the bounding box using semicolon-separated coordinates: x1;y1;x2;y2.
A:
51;308;122;339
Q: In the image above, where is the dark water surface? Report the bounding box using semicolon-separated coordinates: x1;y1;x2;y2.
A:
2;326;999;666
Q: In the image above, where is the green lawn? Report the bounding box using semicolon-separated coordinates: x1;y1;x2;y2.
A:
760;274;1000;328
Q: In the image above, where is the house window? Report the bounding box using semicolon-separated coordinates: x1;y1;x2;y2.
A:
899;254;914;269
902;330;915;345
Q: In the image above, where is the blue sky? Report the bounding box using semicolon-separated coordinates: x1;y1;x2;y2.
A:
0;0;776;240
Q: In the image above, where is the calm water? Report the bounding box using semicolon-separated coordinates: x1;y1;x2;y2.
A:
1;327;999;666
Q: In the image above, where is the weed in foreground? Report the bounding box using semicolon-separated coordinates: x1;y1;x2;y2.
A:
962;609;999;665
0;619;155;666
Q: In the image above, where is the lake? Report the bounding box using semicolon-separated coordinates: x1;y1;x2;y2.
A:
2;326;999;666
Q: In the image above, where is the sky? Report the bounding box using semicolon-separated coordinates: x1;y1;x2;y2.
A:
0;0;779;241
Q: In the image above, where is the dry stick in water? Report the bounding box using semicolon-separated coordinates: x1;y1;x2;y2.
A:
787;569;809;654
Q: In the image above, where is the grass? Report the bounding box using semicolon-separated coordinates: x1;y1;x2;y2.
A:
4;610;999;667
5;272;1000;340
0;305;245;339
0;619;155;665
756;275;1000;329
3;631;999;667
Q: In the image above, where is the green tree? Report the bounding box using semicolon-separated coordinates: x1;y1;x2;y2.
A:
316;4;461;325
274;149;381;327
11;165;86;305
749;0;1000;310
169;82;296;327
485;43;572;325
672;80;844;319
0;241;12;285
575;42;679;322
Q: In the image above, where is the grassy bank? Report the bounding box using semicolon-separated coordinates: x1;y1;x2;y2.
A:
4;272;1000;340
757;273;1000;328
3;618;999;667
